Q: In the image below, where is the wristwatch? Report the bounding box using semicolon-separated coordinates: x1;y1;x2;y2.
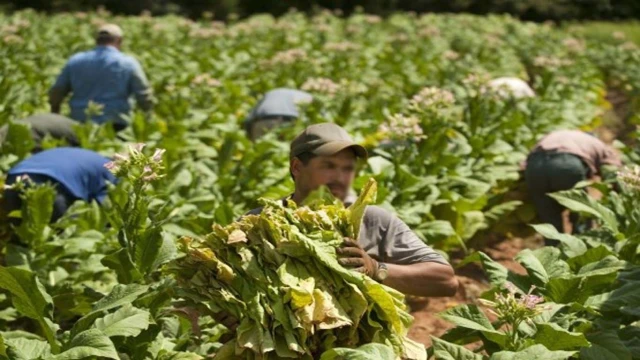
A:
375;262;389;282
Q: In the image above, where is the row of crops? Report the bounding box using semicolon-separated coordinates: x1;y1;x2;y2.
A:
0;8;639;359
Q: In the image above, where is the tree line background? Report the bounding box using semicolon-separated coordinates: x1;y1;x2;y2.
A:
3;0;640;21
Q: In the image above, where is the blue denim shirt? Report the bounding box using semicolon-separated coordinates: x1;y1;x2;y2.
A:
50;46;152;126
8;147;117;203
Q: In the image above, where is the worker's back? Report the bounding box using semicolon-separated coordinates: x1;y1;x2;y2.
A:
8;147;117;203
533;130;621;175
61;46;139;123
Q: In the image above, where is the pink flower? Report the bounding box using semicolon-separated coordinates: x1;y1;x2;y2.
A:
504;282;517;294
131;143;146;152
520;294;544;309
142;173;158;182
143;165;152;174
114;153;129;162
104;161;118;171
151;149;166;163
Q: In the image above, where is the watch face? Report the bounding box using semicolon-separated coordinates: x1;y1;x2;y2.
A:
378;269;389;281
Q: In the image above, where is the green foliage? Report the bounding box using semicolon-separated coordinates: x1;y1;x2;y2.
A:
319;343;397;360
0;9;638;359
438;179;640;358
0;122;34;163
13;181;56;250
0;267;58;351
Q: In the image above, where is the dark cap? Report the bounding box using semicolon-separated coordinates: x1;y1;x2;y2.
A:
290;123;367;160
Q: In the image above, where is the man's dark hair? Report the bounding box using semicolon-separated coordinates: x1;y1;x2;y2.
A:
96;34;119;45
290;152;317;180
296;152;317;165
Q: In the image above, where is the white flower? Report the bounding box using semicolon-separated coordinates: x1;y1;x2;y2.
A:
612;31;626;40
301;77;340;96
410;87;455;109
442;50;460;61
533;56;573;69
192;74;221;87
190;27;224;39
418;26;440;38
268;49;307;65
562;38;585;53
618;165;640;190
3;34;23;44
363;15;381;24
378;114;426;141
324;41;360;52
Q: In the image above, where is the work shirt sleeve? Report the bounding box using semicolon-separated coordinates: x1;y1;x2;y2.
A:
49;63;72;108
363;206;448;265
128;58;154;112
598;146;622;168
385;215;449;265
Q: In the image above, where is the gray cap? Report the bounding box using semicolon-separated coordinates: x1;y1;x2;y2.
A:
247;88;313;122
290;123;367;160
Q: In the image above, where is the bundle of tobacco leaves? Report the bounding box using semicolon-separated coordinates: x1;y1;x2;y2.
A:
172;179;425;359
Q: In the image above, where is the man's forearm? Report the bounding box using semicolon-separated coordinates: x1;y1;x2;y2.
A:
50;102;61;113
49;87;66;113
382;262;458;297
135;90;154;112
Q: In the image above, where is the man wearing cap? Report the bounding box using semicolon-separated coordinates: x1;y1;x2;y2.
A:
524;130;621;240
244;88;313;141
48;23;153;131
0;113;80;152
248;123;458;297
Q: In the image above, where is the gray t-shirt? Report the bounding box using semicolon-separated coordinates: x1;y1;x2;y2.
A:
358;205;447;264
246;201;447;266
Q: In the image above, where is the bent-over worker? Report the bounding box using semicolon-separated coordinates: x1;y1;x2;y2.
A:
525;130;621;241
3;147;117;225
244;88;313;141
0;113;80;152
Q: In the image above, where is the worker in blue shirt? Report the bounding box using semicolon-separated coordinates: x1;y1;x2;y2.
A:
48;24;154;131
243;88;313;140
2;148;117;225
